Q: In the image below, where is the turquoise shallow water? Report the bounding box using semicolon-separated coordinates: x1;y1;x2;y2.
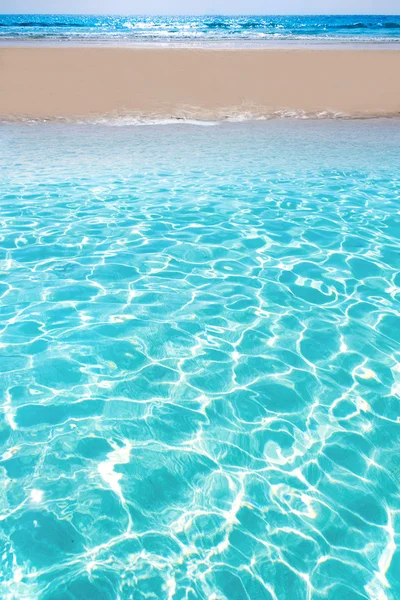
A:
0;120;400;600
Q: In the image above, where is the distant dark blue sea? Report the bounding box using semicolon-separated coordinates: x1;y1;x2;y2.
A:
0;14;400;44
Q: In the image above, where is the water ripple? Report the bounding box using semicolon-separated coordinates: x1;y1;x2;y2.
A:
0;121;399;600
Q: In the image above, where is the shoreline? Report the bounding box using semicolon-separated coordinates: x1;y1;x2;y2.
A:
1;47;399;120
1;40;400;49
3;114;400;126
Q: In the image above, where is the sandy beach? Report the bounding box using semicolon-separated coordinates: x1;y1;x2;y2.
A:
0;46;400;120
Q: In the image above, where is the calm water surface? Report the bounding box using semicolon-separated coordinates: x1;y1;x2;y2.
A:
0;120;400;599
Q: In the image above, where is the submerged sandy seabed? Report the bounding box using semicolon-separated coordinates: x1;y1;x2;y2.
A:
0;46;399;120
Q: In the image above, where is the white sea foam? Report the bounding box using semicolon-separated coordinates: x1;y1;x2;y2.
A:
84;116;220;127
3;109;398;128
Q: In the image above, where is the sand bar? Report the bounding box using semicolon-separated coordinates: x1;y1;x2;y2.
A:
0;47;399;120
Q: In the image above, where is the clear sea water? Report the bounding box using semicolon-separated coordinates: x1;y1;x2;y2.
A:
1;119;400;599
0;14;400;44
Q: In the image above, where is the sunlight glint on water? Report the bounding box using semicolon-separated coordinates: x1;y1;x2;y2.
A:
1;14;400;44
0;120;400;600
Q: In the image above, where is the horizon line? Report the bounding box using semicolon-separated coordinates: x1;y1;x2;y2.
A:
1;12;400;17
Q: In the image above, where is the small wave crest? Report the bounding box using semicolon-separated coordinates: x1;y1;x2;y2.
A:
338;21;400;30
1;16;400;41
86;116;220;127
383;22;400;29
4;109;399;128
